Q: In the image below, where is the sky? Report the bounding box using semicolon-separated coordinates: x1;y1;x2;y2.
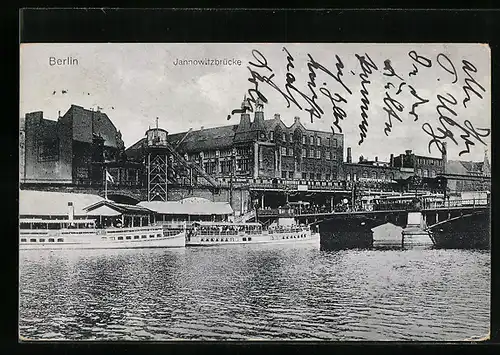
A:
20;43;491;163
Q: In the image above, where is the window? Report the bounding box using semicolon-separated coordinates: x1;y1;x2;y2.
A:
39;238;45;242
282;171;287;178
431;170;436;177
248;237;252;241
302;135;306;144
288;171;294;179
310;172;315;180
316;173;322;180
141;235;147;239
423;169;428;177
48;238;54;242
289;133;293;142
21;238;26;243
30;238;36;243
353;173;357;181
417;168;422;176
363;171;368;178
287;147;292;156
326;151;331;160
242;237;247;241
101;237;107;240
380;173;385;180
309;149;314;158
317;137;321;146
302;148;306;158
316;150;321;159
270;131;274;141
281;147;287;156
118;236;124;240
372;171;377;179
326;173;331;180
283;133;287;141
302;172;307;179
157;234;162;238
327;137;331;146
57;238;64;242
310;136;314;145
126;236;132;240
333;139;338;147
346;173;351;181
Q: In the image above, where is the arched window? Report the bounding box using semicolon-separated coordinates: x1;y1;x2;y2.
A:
380;173;385;180
346;173;351;181
363;170;368;178
371;171;377;179
423;169;428;177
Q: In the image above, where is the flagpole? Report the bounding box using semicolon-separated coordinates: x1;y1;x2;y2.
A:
105;167;108;200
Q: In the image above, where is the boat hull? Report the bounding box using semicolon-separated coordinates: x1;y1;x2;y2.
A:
186;230;320;248
20;227;186;250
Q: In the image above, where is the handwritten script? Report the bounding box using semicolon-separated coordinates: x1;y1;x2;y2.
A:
228;46;490;157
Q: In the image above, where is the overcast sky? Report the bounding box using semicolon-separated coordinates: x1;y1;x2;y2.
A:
20;43;490;162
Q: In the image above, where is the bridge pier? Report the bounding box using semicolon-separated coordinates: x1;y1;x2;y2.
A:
401;212;434;249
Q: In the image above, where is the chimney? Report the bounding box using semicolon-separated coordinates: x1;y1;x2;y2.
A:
238;95;252;130
441;142;447;172
390;154;394;167
405;149;412;155
294;116;300;124
68;202;74;221
253;97;265;128
58;110;61;118
375;156;378;162
347;147;352;163
274;113;280;120
200;126;204;131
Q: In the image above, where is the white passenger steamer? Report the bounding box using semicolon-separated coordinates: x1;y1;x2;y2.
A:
19;218;185;250
186;221;320;247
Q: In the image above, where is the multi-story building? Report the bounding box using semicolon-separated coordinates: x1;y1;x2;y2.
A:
21;104;141;186
126;98;344;184
391;148;446;178
445;149;491;192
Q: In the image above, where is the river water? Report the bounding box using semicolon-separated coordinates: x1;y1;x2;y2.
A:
19;244;490;341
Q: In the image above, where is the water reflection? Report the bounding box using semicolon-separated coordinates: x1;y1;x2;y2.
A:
19;246;490;341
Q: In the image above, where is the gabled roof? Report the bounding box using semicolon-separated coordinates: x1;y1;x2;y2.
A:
84;199;152;215
19;190;104;216
138;197;233;215
168;125;238;152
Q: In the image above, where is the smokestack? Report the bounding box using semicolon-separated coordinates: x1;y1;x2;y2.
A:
375;156;378;162
442;142;447;172
68;202;74;221
347;147;352;163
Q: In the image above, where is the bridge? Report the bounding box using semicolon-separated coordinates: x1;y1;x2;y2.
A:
256;198;491;249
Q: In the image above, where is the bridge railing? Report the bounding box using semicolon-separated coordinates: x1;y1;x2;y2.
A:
423;198;489;209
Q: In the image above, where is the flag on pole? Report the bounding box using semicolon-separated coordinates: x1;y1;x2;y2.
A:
105;170;114;184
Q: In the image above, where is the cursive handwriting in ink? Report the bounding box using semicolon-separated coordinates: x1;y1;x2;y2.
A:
436;53;458;84
407;85;429;121
355;53;378;145
422;92;491;156
320;86;347;134
408;50;432;77
306;53;353;95
462;59;486;108
383;59;404;81
383;91;405;136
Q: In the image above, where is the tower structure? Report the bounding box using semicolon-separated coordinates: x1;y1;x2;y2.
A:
145;118;169;201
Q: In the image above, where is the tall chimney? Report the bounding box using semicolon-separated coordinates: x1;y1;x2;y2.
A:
68;202;74;221
375;156;378;162
347;147;352;163
441;142;447;173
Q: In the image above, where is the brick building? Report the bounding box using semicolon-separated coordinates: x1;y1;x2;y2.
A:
391;147;446;178
126;98;344;183
21;104;141;186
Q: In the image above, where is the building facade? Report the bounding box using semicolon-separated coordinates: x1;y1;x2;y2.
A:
391;148;446;178
21;104;141;186
126;98;344;184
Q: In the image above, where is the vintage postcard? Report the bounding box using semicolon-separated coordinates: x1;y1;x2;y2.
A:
19;43;491;341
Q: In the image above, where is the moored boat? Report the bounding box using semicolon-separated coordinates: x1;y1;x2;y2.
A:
19;218;185;250
185;221;320;247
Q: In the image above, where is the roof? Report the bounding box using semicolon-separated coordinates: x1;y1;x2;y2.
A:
168;125;238;152
19;190;104;216
138;197;233;215
84;200;152;215
447;160;485;175
192;221;261;226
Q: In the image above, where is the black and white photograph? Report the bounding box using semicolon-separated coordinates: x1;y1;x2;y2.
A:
19;41;491;341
